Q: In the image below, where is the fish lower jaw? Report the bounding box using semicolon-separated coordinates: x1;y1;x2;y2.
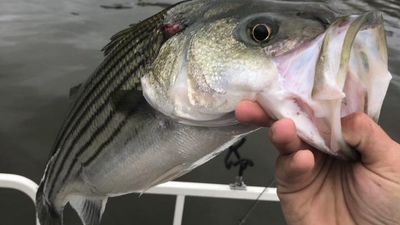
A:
256;89;362;159
256;89;339;155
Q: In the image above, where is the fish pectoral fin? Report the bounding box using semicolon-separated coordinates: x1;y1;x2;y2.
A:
111;89;146;113
69;195;108;225
140;163;188;195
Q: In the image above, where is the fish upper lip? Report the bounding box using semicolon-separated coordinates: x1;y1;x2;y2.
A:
269;11;385;71
266;11;384;58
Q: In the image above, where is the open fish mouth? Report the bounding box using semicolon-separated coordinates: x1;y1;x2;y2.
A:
314;11;388;103
260;12;391;160
315;12;390;159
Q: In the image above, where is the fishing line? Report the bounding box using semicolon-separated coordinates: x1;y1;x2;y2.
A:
237;178;276;225
236;146;278;225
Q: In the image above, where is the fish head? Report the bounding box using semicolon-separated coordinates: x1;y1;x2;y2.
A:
142;0;334;126
141;0;391;154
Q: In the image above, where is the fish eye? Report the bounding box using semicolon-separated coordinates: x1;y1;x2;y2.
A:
236;15;278;46
251;24;272;43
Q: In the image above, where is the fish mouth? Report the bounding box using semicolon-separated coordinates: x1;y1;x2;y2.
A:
313;12;389;160
313;11;388;100
264;12;391;160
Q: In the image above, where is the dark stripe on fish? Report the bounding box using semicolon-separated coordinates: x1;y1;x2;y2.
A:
60;109;117;184
50;12;166;159
47;39;141;173
63;107;139;183
102;14;165;56
82;97;148;167
47;58;145;197
81;113;131;167
51;10;171;163
61;91;147;184
47;33;163;197
45;8;173;200
46;51;138;195
46;33;157;192
61;96;149;189
51;23;156;157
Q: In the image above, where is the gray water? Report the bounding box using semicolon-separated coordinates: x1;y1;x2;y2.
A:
0;0;399;224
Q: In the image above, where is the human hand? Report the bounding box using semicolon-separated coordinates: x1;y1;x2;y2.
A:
235;100;400;225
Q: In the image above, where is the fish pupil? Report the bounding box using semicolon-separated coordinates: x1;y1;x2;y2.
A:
252;24;271;42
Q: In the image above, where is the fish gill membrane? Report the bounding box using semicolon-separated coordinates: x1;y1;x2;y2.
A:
257;12;391;160
36;1;392;225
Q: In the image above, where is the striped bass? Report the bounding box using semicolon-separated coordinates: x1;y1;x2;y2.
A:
36;0;391;224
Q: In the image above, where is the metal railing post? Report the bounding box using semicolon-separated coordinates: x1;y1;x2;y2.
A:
172;195;185;225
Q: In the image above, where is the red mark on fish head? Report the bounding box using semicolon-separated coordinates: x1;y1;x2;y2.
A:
162;23;184;39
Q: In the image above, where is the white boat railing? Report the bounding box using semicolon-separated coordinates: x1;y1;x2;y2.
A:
0;173;279;225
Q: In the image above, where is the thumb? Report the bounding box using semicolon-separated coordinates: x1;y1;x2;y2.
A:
342;113;400;166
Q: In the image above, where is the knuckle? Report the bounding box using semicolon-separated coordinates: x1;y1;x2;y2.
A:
343;112;373;132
